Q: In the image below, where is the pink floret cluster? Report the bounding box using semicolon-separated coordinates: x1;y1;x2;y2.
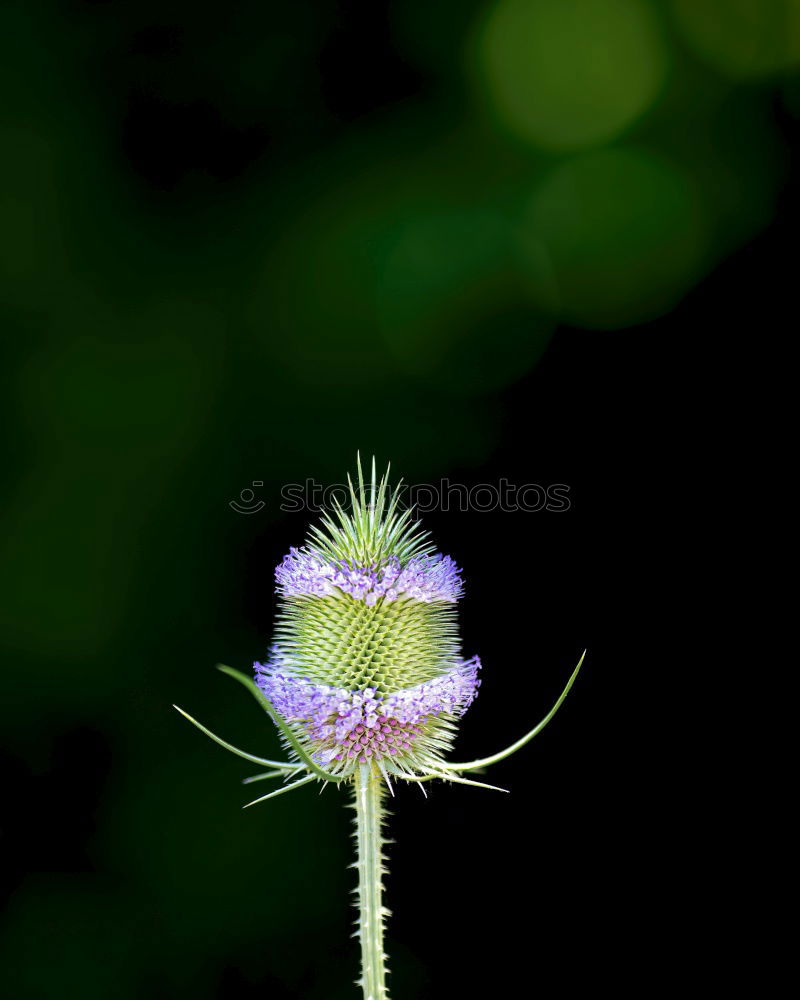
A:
254;656;481;763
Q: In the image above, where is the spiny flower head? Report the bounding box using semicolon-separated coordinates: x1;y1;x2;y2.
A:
175;456;584;805
255;458;481;783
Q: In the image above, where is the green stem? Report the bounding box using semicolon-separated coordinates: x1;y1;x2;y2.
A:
353;763;389;1000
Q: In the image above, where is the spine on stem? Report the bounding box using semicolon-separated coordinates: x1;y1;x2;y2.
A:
352;764;389;1000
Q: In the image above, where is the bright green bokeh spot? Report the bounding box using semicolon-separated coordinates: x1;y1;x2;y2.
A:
478;0;668;151
671;0;800;79
527;148;708;329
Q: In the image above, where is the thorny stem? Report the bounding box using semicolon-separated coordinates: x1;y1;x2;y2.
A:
353;763;389;1000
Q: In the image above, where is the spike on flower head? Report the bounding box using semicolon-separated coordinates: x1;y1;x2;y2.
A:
255;457;481;781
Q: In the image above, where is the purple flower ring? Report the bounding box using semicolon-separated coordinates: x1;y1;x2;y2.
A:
255;656;481;768
275;548;463;604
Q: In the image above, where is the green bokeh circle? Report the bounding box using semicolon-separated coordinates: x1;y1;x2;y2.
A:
671;0;800;79
478;0;668;151
527;148;708;329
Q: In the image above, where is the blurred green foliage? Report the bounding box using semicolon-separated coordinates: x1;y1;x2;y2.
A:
0;0;796;995
671;0;800;79
527;147;708;328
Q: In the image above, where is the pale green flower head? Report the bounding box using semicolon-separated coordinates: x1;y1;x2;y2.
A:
176;456;583;803
257;457;481;783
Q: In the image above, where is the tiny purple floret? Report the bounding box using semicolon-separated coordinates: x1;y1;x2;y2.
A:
275;549;463;604
254;655;481;756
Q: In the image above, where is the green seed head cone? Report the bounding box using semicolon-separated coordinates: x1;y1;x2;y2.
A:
275;597;460;694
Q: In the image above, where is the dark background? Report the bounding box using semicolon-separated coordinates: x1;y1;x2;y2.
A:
1;1;793;997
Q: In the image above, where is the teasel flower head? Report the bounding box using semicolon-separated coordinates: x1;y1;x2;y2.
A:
175;456;583;802
250;461;484;785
